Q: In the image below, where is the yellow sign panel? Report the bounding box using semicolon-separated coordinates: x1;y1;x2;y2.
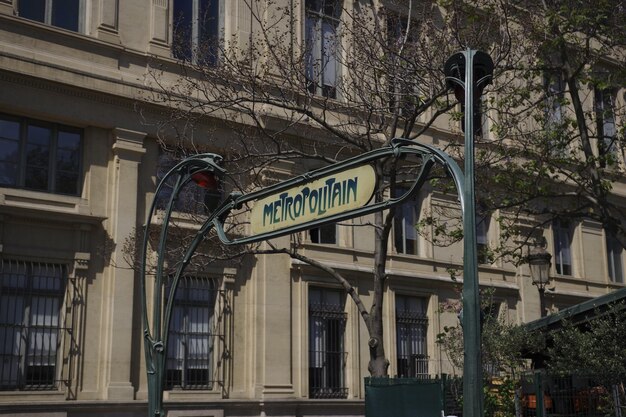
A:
250;165;377;235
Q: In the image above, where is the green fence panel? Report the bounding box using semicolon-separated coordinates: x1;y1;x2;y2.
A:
365;378;444;417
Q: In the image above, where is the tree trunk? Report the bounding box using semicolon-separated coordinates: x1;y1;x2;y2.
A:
367;165;394;377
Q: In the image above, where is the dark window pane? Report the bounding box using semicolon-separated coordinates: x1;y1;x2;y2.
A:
26;125;51;147
0;139;19;163
56;131;81;195
18;0;46;23
57;131;80;151
0;120;20;140
54;171;79;195
306;0;320;12
198;0;220;64
0;117;82;195
200;0;219;41
51;0;80;31
56;149;79;171
0;162;18;186
25;166;48;190
25;126;51;189
173;0;193;60
26;143;49;169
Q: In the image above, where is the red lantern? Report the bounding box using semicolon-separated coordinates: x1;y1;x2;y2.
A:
191;171;219;190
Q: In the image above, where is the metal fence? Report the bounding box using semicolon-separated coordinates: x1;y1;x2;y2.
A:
520;372;626;417
364;372;626;417
364;375;463;417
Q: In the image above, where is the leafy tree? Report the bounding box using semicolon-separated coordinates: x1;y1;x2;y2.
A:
547;302;626;386
137;0;626;379
436;288;543;377
419;0;626;264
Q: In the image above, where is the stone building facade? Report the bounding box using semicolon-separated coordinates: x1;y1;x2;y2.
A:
0;1;623;416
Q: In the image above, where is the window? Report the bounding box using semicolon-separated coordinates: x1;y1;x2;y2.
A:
393;188;420;255
606;230;623;283
173;0;221;64
309;287;347;399
386;14;420;117
476;211;491;264
544;73;567;155
595;88;618;158
545;73;565;127
18;0;82;32
395;295;428;378
305;0;341;98
156;153;222;215
553;219;573;275
309;224;337;244
0;115;82;196
166;275;220;390
0;260;69;390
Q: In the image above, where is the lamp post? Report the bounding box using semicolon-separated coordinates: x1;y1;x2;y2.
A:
139;153;224;417
444;49;494;417
529;246;552;317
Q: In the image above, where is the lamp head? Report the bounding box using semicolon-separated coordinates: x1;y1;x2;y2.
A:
444;50;494;103
191;171;219;190
528;246;552;289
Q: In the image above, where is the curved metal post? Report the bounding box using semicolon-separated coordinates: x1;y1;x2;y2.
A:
139;140;471;417
139;154;224;417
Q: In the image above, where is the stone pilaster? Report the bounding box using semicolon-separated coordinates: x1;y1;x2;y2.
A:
104;128;146;400
255;246;295;398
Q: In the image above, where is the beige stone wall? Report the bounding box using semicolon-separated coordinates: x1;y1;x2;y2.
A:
0;1;623;416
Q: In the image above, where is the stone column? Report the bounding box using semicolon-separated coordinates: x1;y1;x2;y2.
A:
104;128;146;400
255;245;295;398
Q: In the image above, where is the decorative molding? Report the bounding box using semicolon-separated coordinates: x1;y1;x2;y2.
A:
112;128;147;161
150;0;169;44
0;2;14;16
98;0;119;31
73;253;91;272
0;70;136;111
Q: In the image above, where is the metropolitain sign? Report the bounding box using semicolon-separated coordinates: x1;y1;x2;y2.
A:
250;165;377;235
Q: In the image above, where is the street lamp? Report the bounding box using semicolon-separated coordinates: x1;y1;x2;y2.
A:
529;246;552;317
140;153;224;417
444;49;494;417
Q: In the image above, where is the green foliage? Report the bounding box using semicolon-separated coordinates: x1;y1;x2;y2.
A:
547;302;626;385
436;289;545;377
484;377;518;417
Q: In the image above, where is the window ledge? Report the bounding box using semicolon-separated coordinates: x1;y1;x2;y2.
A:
0;188;104;224
164;390;223;401
0;389;66;402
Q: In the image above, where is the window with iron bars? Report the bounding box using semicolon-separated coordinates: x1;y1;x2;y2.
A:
309;287;347;399
395;295;428;378
0;259;75;391
165;275;226;390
